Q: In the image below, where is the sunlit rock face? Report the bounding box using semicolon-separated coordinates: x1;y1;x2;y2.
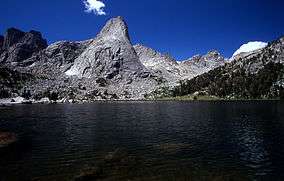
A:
134;45;226;84
179;50;226;78
134;44;182;83
66;17;145;79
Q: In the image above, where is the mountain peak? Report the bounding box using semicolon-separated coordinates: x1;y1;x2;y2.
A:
207;50;221;56
3;28;25;49
97;16;130;42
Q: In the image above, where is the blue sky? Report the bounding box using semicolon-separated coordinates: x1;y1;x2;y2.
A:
1;0;284;60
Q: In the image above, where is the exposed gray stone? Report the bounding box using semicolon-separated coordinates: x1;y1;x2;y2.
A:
0;28;47;64
180;50;225;77
0;17;282;101
66;17;145;79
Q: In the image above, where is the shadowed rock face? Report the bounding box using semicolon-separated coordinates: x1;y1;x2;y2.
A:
2;28;25;49
0;28;47;64
0;35;4;52
24;40;92;77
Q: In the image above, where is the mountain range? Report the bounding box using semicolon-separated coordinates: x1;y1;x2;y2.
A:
0;16;283;102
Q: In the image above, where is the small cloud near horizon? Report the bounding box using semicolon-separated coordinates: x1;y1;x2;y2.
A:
83;0;106;16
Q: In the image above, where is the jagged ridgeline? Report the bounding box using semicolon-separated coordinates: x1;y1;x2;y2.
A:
0;16;283;101
171;38;284;100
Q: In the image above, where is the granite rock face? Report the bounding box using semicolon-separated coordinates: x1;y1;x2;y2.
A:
66;17;146;79
23;40;92;77
134;44;181;83
2;16;280;101
2;28;25;49
134;45;226;84
0;28;47;64
180;50;225;77
0;17;161;100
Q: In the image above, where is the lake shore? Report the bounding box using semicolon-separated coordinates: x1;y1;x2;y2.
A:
0;96;282;106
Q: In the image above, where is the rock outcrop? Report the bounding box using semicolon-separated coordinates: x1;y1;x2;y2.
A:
0;28;47;64
66;17;146;79
180;50;225;76
134;44;182;83
134;45;226;84
24;40;92;77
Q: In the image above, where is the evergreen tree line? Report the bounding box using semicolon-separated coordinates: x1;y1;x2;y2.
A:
173;62;284;99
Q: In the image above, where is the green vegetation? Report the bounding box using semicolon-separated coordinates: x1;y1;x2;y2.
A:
169;62;284;100
155;95;221;101
0;66;32;98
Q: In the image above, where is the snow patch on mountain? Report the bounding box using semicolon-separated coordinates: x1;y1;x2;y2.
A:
232;41;268;57
65;68;79;76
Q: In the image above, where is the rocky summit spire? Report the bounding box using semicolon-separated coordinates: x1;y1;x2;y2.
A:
65;16;144;79
97;16;131;43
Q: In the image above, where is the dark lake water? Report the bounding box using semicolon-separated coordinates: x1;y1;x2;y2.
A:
0;101;284;181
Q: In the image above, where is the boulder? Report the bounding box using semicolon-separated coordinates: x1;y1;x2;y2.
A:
74;167;103;181
38;97;51;104
11;96;25;103
104;148;128;163
0;132;17;148
96;78;107;87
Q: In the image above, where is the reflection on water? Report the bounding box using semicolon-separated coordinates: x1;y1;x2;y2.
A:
233;115;271;176
0;101;284;180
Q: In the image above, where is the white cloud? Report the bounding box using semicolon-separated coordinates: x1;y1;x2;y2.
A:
83;0;106;15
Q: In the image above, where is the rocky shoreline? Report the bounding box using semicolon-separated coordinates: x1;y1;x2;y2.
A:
1;96;282;107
